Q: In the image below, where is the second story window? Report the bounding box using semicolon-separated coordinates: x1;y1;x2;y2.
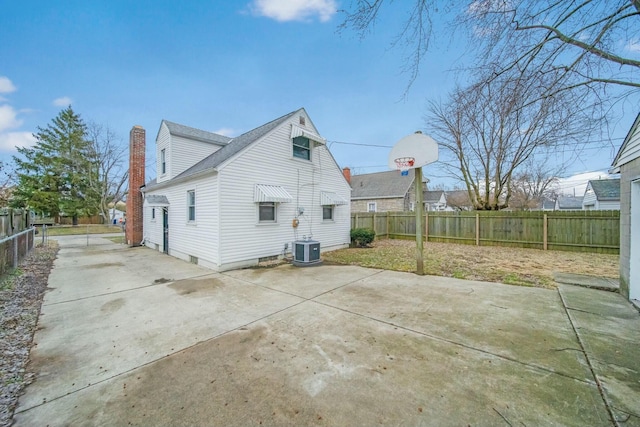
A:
292;136;311;161
161;149;166;175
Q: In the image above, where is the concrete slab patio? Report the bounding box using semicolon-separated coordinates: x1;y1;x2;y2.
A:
14;235;640;426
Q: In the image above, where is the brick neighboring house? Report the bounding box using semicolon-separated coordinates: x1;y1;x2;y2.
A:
349;169;422;212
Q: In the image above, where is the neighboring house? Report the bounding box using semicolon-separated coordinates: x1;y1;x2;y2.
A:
610;112;640;302
350;170;420;212
109;208;125;224
444;190;474;211
423;190;447;211
582;178;620;210
139;108;351;271
539;198;556;211
554;196;583;210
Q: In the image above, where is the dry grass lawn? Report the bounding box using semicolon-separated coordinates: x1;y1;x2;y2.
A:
322;239;619;289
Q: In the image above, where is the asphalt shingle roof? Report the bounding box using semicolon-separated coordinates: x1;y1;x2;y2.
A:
163;120;232;145
350;170;415;199
556;196;583;209
424;190;444;203
588;178;620;201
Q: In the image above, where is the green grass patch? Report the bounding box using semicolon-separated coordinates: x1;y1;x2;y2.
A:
41;225;123;236
107;236;126;244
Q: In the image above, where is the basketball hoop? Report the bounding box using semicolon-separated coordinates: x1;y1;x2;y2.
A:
394;157;415;175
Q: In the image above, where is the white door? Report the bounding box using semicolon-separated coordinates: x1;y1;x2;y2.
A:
630;179;640;301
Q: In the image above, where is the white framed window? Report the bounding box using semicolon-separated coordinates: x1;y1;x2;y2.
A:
187;190;195;222
368;202;377;212
258;202;276;222
323;206;334;221
409;202;415;211
161;149;166;175
292;136;311;161
151;208;156;221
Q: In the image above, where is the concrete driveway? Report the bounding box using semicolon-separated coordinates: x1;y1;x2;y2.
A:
14;235;640;426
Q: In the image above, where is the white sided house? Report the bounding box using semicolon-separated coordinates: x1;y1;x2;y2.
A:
140;108;351;271
610;112;640;303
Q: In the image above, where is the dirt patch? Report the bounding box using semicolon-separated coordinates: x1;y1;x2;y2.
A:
87;262;124;269
168;278;224;296
322;239;619;288
101;298;125;313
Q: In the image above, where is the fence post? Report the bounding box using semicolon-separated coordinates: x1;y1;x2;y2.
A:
373;212;377;236
475;213;480;246
425;211;429;242
543;214;548;251
386;212;390;238
13;236;18;268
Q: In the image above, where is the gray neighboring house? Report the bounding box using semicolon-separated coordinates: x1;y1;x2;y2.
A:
582;178;621;210
554;196;583;210
610;112;640;302
349;170;419;213
423;190;447;211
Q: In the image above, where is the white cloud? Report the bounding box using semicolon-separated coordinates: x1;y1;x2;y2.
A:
212;127;236;137
249;0;337;22
625;39;640;53
0;131;37;152
53;96;73;107
0;76;16;94
0;104;23;132
553;171;611;197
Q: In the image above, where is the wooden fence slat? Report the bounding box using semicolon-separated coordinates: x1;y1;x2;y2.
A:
351;210;619;254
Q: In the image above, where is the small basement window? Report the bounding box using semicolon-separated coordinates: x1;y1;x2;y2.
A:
292;136;311;161
259;202;276;222
323;206;333;221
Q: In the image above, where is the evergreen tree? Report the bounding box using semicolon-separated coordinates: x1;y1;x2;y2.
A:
12;106;100;224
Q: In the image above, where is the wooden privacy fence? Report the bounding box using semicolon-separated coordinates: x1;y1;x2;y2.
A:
351;210;620;254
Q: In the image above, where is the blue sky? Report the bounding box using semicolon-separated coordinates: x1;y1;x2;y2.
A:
0;0;637;194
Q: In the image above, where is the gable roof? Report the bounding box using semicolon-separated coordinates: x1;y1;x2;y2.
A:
424;190;444;203
556;196;583;209
611;111;640;170
350;170;415;199
145;109;301;190
161;120;232;146
587;178;620;201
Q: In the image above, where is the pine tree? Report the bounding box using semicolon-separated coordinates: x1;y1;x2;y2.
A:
12;107;100;224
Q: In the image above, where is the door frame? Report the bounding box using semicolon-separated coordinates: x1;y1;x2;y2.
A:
162;207;169;254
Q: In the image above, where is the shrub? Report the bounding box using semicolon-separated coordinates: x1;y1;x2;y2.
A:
350;228;375;247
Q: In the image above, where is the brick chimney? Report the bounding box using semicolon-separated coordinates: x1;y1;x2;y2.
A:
342;167;351;184
126;126;145;246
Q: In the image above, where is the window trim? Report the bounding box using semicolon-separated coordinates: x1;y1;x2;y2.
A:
187;190;196;222
258;201;277;223
151;207;156;221
292;136;311;161
367;202;377;213
160;149;166;175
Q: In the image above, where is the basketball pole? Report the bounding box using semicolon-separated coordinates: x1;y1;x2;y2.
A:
415;166;424;275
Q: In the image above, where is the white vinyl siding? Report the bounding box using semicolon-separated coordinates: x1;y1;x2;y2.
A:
217;112;350;268
144;174;219;268
615;122;640;167
171;135;223;178
156;124;171;183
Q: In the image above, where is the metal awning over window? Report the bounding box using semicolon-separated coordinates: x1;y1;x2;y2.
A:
291;124;326;145
320;191;348;206
254;184;293;203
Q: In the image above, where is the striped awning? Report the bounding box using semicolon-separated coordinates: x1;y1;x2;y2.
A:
254;184;293;203
291;125;326;145
320;191;348;206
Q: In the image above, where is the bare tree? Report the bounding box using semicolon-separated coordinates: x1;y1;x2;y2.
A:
427;66;595;210
340;1;640;97
86;123;128;223
445;189;474;211
509;157;562;210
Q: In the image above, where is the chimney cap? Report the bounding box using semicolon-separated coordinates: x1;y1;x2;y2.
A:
133;125;144;129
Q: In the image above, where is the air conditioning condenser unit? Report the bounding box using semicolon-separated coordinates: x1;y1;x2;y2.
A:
292;240;322;267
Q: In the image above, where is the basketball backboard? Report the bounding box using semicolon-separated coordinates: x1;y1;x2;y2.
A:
388;132;439;172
